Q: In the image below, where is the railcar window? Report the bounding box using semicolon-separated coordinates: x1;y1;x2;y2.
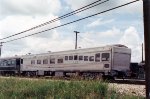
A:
102;53;110;61
89;56;94;61
95;53;100;62
43;59;48;64
7;60;11;65
37;60;41;64
11;60;16;65
84;56;88;61
74;55;78;60
3;62;5;66
58;59;63;63
65;56;68;60
0;61;4;66
69;56;73;60
31;60;35;64
21;59;23;64
50;58;55;64
79;56;83;60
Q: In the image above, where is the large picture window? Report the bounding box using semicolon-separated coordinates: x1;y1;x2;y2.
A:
102;53;110;61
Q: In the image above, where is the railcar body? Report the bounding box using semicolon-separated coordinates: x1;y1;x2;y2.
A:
0;56;21;75
0;44;131;77
20;44;131;77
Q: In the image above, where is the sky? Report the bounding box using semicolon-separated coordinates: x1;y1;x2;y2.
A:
0;0;144;62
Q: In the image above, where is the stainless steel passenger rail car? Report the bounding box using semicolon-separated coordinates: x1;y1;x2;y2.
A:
20;44;131;77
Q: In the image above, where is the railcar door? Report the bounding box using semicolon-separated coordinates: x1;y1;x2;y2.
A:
101;52;111;70
16;58;21;74
73;54;78;64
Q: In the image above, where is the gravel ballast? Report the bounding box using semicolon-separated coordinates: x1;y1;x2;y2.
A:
109;83;145;97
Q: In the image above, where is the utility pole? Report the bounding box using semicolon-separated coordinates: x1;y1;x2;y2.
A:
74;31;80;49
0;42;3;57
143;0;150;99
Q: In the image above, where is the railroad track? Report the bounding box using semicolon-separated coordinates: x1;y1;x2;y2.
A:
43;76;146;85
110;79;145;85
0;75;146;85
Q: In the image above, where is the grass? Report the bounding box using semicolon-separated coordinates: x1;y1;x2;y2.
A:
0;77;145;99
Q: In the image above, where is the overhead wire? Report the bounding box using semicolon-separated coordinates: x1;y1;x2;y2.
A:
78;35;95;45
2;0;140;44
0;0;109;41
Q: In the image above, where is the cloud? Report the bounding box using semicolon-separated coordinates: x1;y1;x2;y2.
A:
99;27;121;37
87;18;114;27
0;14;61;39
77;27;122;49
119;26;143;62
0;14;61;57
119;27;141;46
0;0;61;19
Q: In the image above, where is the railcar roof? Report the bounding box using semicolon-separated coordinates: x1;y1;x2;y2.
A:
0;56;21;60
21;44;129;57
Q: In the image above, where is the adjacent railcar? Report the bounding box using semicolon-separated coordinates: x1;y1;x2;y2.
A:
0;56;21;75
20;44;131;77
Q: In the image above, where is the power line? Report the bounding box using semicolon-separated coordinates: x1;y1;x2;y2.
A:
0;0;109;41
78;35;99;48
2;0;140;44
78;35;95;45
